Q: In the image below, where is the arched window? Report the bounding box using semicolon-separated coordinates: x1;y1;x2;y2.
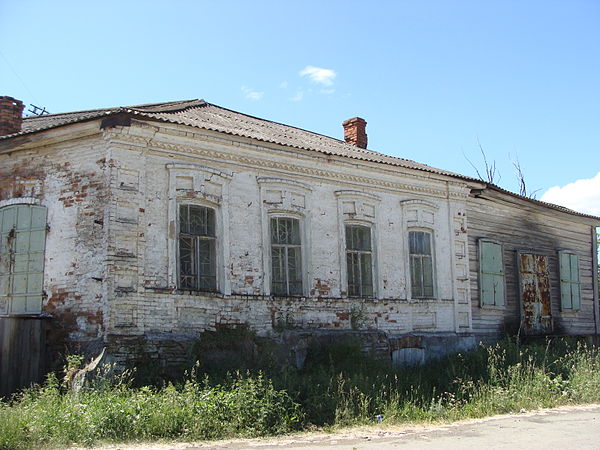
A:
178;204;217;291
0;204;47;314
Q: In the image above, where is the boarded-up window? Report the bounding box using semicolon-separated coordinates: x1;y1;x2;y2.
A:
0;205;47;314
346;225;373;297
479;239;505;307
270;217;302;295
178;204;216;291
559;251;580;311
409;231;434;298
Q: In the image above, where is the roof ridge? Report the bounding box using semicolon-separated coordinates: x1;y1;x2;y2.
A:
22;99;202;120
23;107;116;120
126;99;204;113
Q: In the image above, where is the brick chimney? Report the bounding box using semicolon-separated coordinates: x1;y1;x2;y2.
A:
0;96;24;136
342;117;367;149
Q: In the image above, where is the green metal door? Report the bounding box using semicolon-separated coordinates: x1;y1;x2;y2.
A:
0;205;47;314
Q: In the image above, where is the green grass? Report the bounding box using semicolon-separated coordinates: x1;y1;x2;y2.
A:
1;337;600;449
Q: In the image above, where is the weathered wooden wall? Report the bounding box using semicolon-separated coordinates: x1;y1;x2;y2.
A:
0;316;48;397
468;191;597;337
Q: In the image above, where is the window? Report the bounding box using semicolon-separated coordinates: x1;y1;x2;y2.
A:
0;204;47;314
178;204;216;291
270;217;302;295
345;225;373;297
479;239;505;307
559;251;580;311
409;230;434;298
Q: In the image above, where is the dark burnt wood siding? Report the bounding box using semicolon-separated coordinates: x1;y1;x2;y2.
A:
467;192;598;336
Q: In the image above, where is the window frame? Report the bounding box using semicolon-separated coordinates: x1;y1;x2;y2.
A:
335;190;380;299
258;177;312;297
0;203;47;315
558;250;581;312
177;203;218;292
344;223;375;298
408;229;436;299
269;216;304;296
478;238;506;308
167;163;232;295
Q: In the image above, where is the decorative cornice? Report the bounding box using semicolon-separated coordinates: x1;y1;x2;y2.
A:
103;130;470;200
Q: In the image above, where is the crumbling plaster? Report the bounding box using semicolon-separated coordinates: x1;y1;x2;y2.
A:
100;120;473;351
0;135;109;354
0;118;475;363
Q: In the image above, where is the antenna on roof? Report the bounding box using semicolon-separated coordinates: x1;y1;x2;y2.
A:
28;104;50;116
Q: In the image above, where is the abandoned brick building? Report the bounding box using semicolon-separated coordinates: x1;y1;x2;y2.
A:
0;95;598;393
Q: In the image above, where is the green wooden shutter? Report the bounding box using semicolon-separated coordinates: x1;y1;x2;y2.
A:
559;252;572;310
570;254;580;310
480;240;505;307
560;252;580;311
0;205;47;314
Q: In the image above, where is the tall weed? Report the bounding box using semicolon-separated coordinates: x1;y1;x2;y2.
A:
1;337;599;449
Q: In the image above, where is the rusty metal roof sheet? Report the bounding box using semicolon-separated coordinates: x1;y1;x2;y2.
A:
3;99;599;222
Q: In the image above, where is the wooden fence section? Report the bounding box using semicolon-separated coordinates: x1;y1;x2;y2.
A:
0;316;49;397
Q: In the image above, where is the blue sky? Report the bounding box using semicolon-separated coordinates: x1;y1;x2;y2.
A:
1;0;599;214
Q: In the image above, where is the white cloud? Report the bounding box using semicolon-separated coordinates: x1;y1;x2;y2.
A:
320;88;335;95
540;172;600;216
279;81;288;89
241;86;264;101
290;90;304;102
299;65;336;86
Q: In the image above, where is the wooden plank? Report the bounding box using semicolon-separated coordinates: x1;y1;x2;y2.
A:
0;318;7;396
0;317;46;397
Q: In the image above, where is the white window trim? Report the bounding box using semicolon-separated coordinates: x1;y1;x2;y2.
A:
167;163;232;294
258;177;312;297
335;190;381;299
400;199;440;301
343;221;378;298
265;212;308;296
406;227;438;299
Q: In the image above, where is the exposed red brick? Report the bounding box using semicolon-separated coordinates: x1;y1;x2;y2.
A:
0;96;24;136
342;117;367;149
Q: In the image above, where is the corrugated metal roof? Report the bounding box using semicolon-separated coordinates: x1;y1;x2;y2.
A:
3;99;599;221
7;99;473;181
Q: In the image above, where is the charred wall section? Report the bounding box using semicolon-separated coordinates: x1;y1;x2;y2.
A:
467;191;597;337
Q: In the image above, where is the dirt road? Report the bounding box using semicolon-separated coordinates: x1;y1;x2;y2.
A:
92;404;600;450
